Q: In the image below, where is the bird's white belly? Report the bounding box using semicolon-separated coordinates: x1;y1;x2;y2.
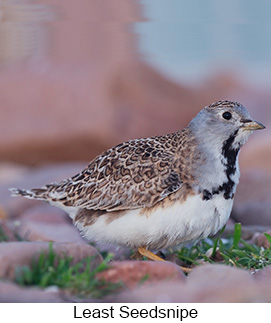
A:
76;193;233;250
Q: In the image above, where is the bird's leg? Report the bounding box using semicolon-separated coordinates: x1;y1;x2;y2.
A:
137;246;166;261
137;247;192;274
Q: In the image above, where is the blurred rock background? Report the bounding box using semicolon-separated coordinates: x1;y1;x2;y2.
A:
0;0;270;223
0;0;271;303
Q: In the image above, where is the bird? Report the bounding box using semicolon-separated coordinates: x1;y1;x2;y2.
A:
10;100;265;270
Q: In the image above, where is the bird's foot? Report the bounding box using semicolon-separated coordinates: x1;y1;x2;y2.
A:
137;247;192;274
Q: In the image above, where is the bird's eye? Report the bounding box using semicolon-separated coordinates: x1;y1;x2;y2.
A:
222;112;232;120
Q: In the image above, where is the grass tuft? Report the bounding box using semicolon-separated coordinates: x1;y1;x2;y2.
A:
177;223;271;271
14;243;119;298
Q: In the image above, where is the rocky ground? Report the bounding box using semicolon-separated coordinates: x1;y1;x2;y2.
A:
0;162;271;303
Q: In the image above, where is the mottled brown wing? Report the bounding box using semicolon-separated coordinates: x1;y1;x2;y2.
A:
49;132;188;211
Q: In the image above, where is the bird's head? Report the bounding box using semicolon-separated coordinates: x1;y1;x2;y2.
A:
188;100;265;151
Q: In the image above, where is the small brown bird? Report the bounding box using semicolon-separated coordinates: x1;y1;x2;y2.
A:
11;100;265;268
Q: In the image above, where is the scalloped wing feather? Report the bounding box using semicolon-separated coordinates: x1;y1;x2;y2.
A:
45;130;196;211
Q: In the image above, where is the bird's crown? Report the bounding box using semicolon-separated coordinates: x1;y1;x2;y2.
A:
207;100;242;110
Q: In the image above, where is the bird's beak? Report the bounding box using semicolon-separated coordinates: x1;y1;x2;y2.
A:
241;119;266;131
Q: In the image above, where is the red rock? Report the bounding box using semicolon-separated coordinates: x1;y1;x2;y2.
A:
233;202;271;226
252;265;271;282
251;231;271;249
94;242;131;261
0;281;65;303
187;264;271;302
232;171;271;225
0;241;102;279
109;264;271;302
1;201;85;243
187;263;252;287
20;205;68;224
0;220;17;241
14;204;86;243
96;260;186;290
0;163;29;185
17;220;85;243
240;133;271;171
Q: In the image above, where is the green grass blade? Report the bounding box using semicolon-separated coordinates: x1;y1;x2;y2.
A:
233;223;242;249
240;239;260;253
264;233;271;246
47;242;55;265
178;254;201;265
211;225;226;258
218;251;240;267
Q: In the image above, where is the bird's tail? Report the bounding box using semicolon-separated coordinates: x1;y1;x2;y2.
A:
9;188;48;200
